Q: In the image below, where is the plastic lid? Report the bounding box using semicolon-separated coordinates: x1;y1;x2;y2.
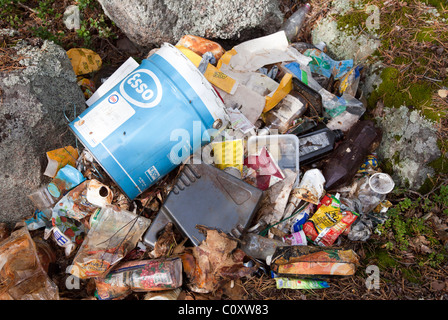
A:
47;183;61;198
369;173;395;194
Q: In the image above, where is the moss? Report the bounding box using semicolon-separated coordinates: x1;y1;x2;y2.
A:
367;67;435;114
336;10;369;32
420;0;447;10
392;56;412;65
415;27;437;43
374;249;398;269
402;267;423;284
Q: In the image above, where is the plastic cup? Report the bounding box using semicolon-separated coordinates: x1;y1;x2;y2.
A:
369;173;395;195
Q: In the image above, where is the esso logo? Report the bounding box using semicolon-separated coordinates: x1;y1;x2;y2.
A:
108;94;119;104
119;69;163;108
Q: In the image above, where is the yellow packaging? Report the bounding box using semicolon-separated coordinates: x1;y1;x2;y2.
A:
176;46;237;94
211;139;244;172
44;146;79;178
66;48;102;76
263;73;293;113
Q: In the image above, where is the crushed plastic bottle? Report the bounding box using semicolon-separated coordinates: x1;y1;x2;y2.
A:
322;120;382;191
281;3;311;42
240;233;285;263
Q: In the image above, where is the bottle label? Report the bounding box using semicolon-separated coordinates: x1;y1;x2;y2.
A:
299;132;330;156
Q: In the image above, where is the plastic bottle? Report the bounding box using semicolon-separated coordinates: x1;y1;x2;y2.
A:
297;126;344;165
322;120;382;191
282;3;311;42
240;233;284;262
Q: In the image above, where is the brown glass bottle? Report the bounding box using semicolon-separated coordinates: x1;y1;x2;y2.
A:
322;120;382;191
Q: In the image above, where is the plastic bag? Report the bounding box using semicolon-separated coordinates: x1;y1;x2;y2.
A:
69;206;151;279
0;228;59;300
46;179;112;256
95;257;183;300
292;169;326;205
303;48;353;79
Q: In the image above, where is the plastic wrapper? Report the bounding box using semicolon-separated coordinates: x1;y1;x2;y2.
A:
282;230;307;246
243;146;286;190
357;154;379;175
176;35;225;61
0;228;59;300
95;257;183;300
144;288;182;300
25;210;51;231
302;194;359;246
77;77;96;99
290;203;315;233
227;108;256;134
303;48;353;79
69;206;151;279
45;179;112;256
44;146;79;178
275;278;329;289
292;169;325;205
218;31;311;73
177;46;238;94
338;65;363;96
270;246;359;278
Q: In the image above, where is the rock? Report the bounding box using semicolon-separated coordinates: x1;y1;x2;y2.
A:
97;0;284;48
0;39;86;226
375;106;441;190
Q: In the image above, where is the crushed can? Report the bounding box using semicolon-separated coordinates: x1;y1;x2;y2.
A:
69;43;228;200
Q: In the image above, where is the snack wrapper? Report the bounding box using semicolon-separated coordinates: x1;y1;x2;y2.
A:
302;194;359;246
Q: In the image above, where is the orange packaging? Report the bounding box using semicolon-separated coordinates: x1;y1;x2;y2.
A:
176;35;226;61
271;246;359;278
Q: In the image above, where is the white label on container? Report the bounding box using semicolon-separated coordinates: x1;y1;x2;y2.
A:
75;91;135;147
145;165;160;182
299;132;330;157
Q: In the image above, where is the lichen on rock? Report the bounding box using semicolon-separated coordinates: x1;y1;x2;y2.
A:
375;105;441;190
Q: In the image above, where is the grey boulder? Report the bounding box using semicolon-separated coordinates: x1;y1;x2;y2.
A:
98;0;284;47
0;39;86;226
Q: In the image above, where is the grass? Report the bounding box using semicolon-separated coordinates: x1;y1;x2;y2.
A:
0;0;121;53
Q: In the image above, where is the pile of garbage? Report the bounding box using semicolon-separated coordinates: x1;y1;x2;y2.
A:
0;3;396;300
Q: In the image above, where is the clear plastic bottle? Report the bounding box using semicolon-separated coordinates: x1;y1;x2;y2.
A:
282;3;311;42
240;233;284;262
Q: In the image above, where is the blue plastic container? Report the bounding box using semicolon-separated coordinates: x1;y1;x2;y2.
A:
69;43;228;200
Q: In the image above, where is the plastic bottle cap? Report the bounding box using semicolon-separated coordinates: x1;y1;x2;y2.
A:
47;183;61;198
369;173;395;194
